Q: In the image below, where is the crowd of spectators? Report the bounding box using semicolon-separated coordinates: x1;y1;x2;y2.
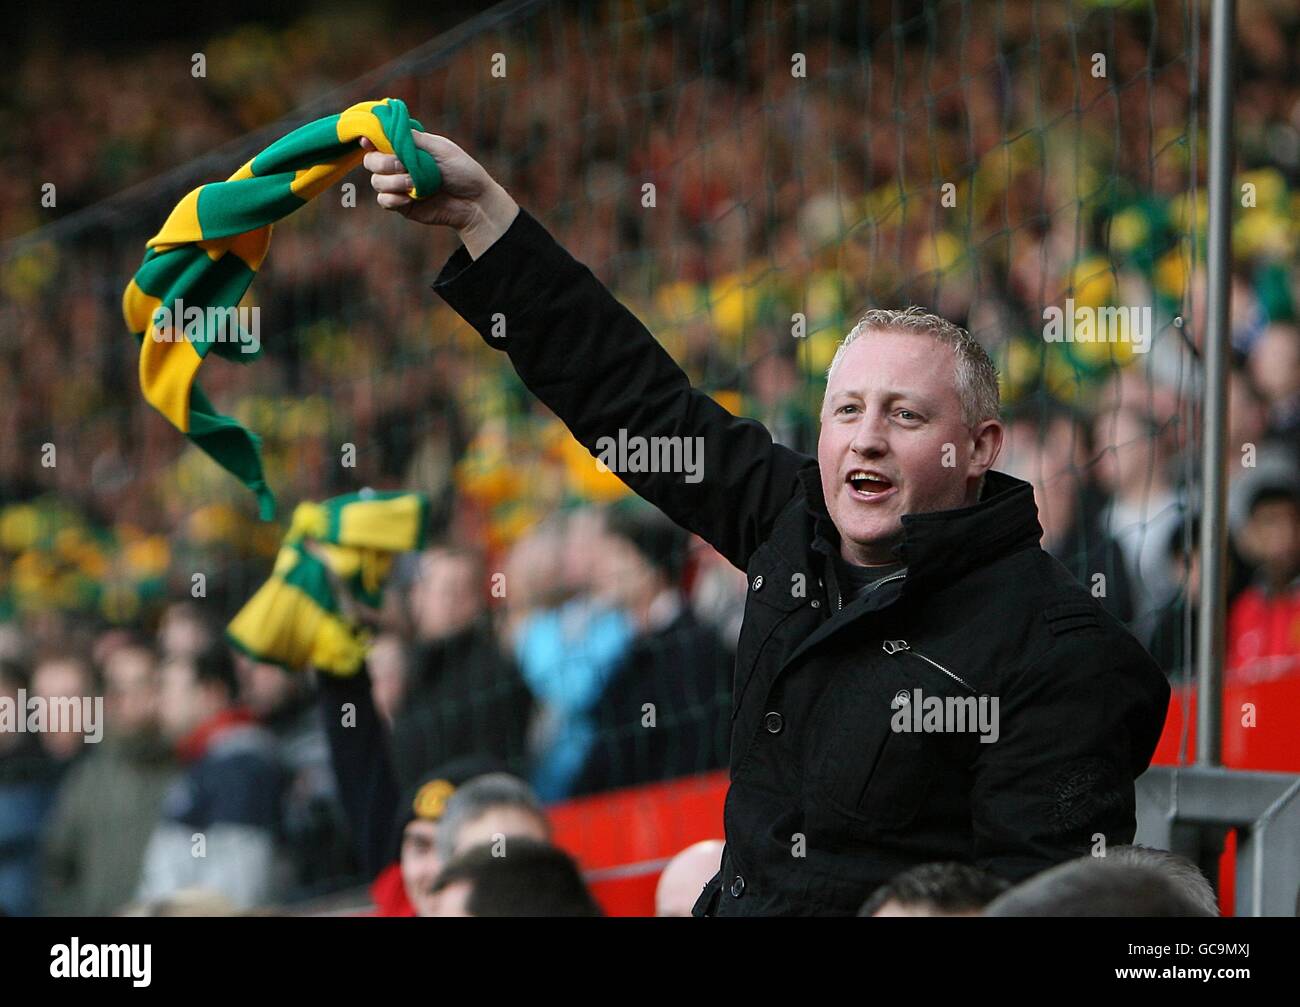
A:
0;2;1297;916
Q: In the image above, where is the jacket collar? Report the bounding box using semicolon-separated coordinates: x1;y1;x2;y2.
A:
799;467;1043;589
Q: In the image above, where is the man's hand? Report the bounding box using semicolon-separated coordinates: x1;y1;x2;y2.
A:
361;132;519;259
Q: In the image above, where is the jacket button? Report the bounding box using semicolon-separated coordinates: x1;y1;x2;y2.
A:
751;575;764;591
810;599;821;609
730;875;745;897
764;711;784;734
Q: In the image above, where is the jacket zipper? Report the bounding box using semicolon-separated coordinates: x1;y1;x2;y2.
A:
836;570;906;612
881;639;977;694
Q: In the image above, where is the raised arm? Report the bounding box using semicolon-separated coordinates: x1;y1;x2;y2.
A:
317;665;401;881
363;133;811;570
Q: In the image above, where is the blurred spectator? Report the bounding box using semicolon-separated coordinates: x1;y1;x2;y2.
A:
509;513;636;801
655;839;724;917
236;657;352;900
984;856;1216;917
1248;323;1300;446
1102;844;1218;916
1226;480;1300;685
1147;514;1251;680
366;632;409;727
689;537;748;651
435;772;550;862
31;653;96;766
42;642;175;915
314;618;518;918
858;862;1011;917
571;502;732;795
136;643;283;910
389;547;534;791
333;758;548;918
1093;401;1186;644
429;837;601;917
157;603;220;663
0;657;61;916
1003;398;1134;622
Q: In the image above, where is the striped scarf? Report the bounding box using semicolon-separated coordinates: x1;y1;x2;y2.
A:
226;490;429;675
122;98;441;519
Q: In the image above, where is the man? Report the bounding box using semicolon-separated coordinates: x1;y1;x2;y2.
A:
1002;398;1134;623
362;131;1170;916
1101;844;1219;916
42;642;176;915
435;772;550;863
1092;399;1185;645
858;862;1010;917
0;658;59;917
390;546;534;791
570;501;732;796
506;511;636;800
656;840;725;917
235;656;352;900
136;643;283;911
984;856;1216;917
317;628;544;917
429;837;601;917
1226;479;1300;685
0;653;95;916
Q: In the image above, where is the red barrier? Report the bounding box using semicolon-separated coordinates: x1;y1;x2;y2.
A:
1150;674;1300;915
548;771;728;916
1152;677;1300;771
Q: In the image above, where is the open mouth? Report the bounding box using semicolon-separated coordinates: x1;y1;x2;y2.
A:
846;469;897;501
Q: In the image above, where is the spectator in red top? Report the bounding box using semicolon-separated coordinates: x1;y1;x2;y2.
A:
1227;480;1300;685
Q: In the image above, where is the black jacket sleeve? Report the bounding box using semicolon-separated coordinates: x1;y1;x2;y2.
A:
431;206;811;571
970;629;1171;881
317;668;400;880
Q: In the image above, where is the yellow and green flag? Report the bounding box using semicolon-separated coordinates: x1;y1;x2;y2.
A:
122;98;441;519
226;490;429;676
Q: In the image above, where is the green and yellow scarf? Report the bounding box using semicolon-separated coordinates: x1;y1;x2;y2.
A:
122;98;440;519
226;490;429;675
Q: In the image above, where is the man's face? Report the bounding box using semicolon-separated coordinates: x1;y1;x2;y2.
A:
236;658;299;719
590;527;657;611
409;551;482;642
157;659;212;742
1092;405;1159;498
401;820;443;917
818;331;1002;566
1242;499;1300;582
32;659;92;758
104;646;159;738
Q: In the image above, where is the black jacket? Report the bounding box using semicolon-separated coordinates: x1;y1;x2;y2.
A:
389;621;533;793
431;207;1171;917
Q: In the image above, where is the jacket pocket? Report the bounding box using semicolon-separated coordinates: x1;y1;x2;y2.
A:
804;652;955;835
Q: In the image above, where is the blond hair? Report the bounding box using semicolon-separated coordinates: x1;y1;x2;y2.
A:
824;306;1000;426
